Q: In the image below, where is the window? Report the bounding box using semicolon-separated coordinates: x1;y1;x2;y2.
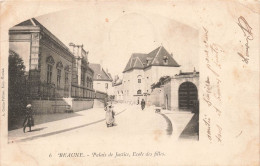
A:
97;74;101;79
81;67;85;86
76;75;78;84
86;77;89;87
163;56;168;64
90;78;92;88
105;83;108;89
65;72;69;85
65;72;69;92
137;90;142;94
57;69;61;87
138;79;141;83
47;64;53;84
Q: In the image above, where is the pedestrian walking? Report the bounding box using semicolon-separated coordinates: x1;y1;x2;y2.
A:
141;99;145;110
23;104;34;133
105;102;115;127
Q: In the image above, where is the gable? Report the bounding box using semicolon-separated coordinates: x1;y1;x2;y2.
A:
151;46;180;67
123;46;180;73
89;63;113;81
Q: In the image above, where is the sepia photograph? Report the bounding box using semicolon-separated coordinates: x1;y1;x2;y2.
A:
8;10;199;143
1;1;259;166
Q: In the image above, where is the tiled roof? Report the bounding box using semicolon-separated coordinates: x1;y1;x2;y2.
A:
89;63;113;81
123;46;180;73
123;53;146;72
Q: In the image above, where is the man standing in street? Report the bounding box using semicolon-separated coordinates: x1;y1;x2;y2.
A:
141;99;145;110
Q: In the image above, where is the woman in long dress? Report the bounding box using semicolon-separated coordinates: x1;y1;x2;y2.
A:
23;104;34;133
105;102;115;127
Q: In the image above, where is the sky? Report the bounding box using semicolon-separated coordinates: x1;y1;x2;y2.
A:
35;5;199;78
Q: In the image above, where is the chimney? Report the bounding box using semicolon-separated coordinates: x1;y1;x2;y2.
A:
193;67;196;75
69;42;75;54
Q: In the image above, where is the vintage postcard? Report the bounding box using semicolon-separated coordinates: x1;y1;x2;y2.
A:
0;0;259;166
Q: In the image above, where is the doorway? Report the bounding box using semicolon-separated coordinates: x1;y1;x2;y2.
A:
178;82;198;109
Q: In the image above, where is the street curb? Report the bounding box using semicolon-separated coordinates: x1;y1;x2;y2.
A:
157;113;173;136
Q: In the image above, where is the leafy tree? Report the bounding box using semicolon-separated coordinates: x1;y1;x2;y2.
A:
8;50;27;130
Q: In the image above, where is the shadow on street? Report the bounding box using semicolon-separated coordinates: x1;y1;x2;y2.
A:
9;112;82;131
28;127;47;132
179;113;199;140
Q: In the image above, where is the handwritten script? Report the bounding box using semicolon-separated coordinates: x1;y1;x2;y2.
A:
237;16;253;64
203;27;224;143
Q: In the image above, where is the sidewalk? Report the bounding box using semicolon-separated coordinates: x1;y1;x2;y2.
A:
8;103;128;143
159;108;198;140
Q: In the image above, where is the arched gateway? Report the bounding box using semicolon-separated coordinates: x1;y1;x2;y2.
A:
178;82;198;109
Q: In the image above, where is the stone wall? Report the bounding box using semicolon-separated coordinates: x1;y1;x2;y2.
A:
163;81;171;110
148;74;199;111
72;99;94;112
171;75;199;110
31;98;94;114
148;88;163;107
93;99;105;108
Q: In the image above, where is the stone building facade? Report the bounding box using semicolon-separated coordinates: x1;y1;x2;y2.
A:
69;44;95;99
113;79;123;102
9;18;105;113
89;63;114;96
149;71;199;111
9;18;75;99
122;46;180;104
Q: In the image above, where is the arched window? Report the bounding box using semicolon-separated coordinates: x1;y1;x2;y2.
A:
56;61;63;88
86;77;89;87
137;75;142;83
56;61;63;69
64;65;70;72
46;56;55;84
64;65;70;88
46;56;55;65
90;78;93;88
137;90;142;94
57;69;61;87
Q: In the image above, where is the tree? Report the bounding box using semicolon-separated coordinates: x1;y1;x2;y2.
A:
8;50;27;130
